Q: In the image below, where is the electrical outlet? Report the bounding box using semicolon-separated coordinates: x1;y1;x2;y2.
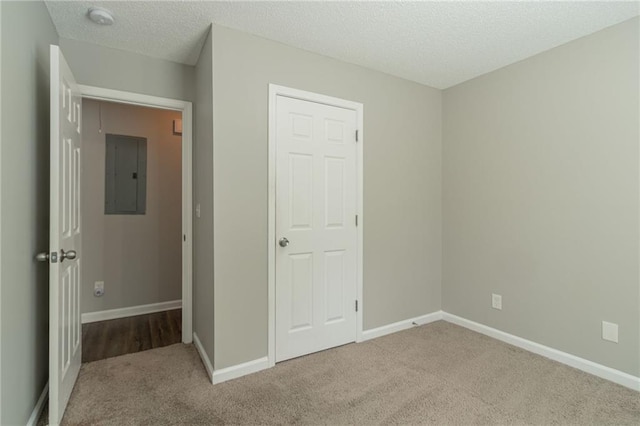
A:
602;321;618;343
491;293;502;310
94;281;105;297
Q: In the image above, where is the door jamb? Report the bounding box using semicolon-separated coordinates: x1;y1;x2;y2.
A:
267;84;364;367
78;85;194;344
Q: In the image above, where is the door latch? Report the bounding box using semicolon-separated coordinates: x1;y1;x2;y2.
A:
36;251;58;263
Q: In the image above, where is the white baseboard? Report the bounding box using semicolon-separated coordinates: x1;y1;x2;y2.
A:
208;312;443;385
212;357;270;385
193;332;214;383
197;310;638;392
361;310;443;341
81;300;182;324
26;381;48;426
442;312;640;392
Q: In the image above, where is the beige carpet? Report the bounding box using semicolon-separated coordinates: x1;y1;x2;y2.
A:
60;321;639;425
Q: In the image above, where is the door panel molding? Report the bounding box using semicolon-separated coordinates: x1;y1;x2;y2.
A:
268;84;364;367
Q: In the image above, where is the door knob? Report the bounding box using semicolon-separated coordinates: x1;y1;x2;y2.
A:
60;249;77;262
279;237;289;248
35;252;50;262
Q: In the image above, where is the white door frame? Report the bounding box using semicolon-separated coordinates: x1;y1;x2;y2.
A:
78;85;194;343
267;84;364;367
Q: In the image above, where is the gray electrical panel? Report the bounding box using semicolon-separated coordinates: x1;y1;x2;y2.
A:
105;134;147;215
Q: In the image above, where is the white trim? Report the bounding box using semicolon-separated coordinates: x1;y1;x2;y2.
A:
267;84;364;367
212;357;270;385
267;84;277;367
0;2;3;421
214;312;441;384
181;102;194;344
78;85;193;343
81;300;181;324
78;85;188;111
26;382;48;426
193;332;214;383
355;95;364;344
200;310;638;392
361;311;443;341
267;86;275;368
442;312;640;392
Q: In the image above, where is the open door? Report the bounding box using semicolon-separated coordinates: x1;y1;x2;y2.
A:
48;45;82;425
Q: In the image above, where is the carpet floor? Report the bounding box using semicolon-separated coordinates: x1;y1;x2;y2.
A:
60;321;639;425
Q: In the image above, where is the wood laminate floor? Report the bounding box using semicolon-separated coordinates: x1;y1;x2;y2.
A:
82;309;182;363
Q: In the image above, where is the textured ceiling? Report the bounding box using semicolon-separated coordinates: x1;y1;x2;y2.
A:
44;1;640;89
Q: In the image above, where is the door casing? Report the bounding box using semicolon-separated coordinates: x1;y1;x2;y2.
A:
78;85;194;343
267;84;364;367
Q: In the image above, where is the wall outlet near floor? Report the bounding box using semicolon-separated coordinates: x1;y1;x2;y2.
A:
602;321;618;343
491;293;502;310
94;281;105;297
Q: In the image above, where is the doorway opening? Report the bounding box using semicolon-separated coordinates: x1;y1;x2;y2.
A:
79;86;193;363
47;47;193;424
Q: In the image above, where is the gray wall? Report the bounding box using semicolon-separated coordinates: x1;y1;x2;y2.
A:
81;100;182;314
60;38;195;102
443;17;640;376
212;25;442;369
193;28;215;367
0;1;58;423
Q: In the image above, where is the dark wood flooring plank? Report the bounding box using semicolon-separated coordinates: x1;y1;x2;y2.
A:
104;317;133;360
133;314;153;353
82;309;182;363
150;310;182;347
81;323;94;363
166;309;182;342
167;309;182;344
149;312;165;348
82;320;111;363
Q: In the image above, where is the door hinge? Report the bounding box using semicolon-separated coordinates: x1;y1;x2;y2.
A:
355;130;359;142
355;300;358;312
355;215;358;227
183;234;186;242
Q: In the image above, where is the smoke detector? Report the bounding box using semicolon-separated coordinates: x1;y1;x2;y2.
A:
87;7;114;25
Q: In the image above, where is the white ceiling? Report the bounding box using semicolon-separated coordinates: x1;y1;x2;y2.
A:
44;1;640;89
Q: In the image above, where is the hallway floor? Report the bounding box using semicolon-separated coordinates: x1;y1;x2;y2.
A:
82;309;182;362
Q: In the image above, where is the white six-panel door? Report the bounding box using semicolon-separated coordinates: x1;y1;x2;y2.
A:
49;45;82;425
275;95;358;362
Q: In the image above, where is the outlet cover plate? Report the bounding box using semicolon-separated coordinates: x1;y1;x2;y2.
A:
602;321;618;343
492;293;502;310
94;281;105;297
